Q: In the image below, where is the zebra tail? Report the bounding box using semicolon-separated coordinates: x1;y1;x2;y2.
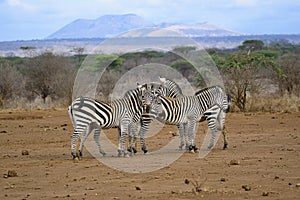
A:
68;96;85;128
68;105;76;128
226;93;232;113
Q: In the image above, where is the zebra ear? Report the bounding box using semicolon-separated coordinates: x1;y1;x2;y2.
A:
155;95;162;104
159;76;167;83
137;82;143;89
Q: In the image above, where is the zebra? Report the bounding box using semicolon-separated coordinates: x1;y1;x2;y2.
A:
126;77;184;154
129;78;230;153
195;89;231;150
144;78;230;152
149;85;230;151
68;84;150;159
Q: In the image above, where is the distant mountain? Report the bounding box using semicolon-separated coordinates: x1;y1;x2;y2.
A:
47;14;155;39
46;14;242;39
159;22;242;37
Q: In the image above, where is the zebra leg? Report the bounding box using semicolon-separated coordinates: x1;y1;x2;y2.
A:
177;124;185;150
127;132;134;154
132;130;138;153
71;128;82;159
218;110;228;149
127;123;138;156
118;123;129;157
187;120;197;153
207;117;218;150
78;123;94;157
127;127;133;153
117;127;123;156
222;126;228;149
139;118;152;154
93;128;106;156
183;123;189;150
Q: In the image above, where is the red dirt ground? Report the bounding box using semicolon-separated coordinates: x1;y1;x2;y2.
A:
0;109;299;200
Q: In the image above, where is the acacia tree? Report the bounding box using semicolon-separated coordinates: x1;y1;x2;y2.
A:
0;59;23;107
238;40;264;52
23;52;76;104
220;51;275;111
277;53;300;96
71;47;85;67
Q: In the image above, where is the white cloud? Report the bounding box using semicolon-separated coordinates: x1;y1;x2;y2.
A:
233;0;258;7
6;0;36;11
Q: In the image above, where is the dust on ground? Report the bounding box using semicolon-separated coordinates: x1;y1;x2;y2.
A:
0;109;299;199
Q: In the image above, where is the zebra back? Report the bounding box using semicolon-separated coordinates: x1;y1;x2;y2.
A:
158;77;183;98
195;86;229;112
69;84;149;129
150;86;227;123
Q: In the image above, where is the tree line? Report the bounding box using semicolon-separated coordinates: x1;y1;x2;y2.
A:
0;39;299;111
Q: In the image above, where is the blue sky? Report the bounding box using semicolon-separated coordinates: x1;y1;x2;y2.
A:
0;0;299;41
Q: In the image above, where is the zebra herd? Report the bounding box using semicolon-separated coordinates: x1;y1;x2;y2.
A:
68;77;231;159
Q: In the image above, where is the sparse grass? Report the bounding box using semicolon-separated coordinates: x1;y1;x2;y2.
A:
1;94;299;113
184;178;208;194
229;94;300;113
0;97;68;111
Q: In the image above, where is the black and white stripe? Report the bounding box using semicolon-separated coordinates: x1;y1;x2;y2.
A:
68;85;148;159
127;77;184;154
150;85;230;151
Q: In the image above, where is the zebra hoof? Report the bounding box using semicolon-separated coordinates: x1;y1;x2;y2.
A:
189;149;195;153
72;152;80;160
132;147;137;154
142;147;148;154
101;152;106;157
73;157;79;163
79;150;83;157
128;147;138;154
223;144;228;150
143;149;148;154
193;146;199;153
117;150;122;157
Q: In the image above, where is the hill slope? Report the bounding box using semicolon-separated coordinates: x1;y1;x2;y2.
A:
47;14;155;39
46;14;242;39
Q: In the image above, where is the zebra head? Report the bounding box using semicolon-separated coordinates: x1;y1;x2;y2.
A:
148;93;166;120
158;77;183;98
137;83;153;112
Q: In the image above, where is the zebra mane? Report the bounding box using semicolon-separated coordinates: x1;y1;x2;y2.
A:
158;77;183;98
124;83;148;98
194;85;222;96
124;87;139;98
159;95;175;101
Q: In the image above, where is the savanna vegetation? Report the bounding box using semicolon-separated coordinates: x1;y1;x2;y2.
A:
0;39;299;112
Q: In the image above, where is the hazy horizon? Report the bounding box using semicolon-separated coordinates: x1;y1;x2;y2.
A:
0;0;299;41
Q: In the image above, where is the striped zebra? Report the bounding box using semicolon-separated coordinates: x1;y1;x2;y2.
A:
149;85;230;151
195;89;231;150
126;77;184;154
145;78;230;151
68;84;150;159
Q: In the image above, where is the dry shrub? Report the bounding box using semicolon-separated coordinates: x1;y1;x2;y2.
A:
246;94;300;113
